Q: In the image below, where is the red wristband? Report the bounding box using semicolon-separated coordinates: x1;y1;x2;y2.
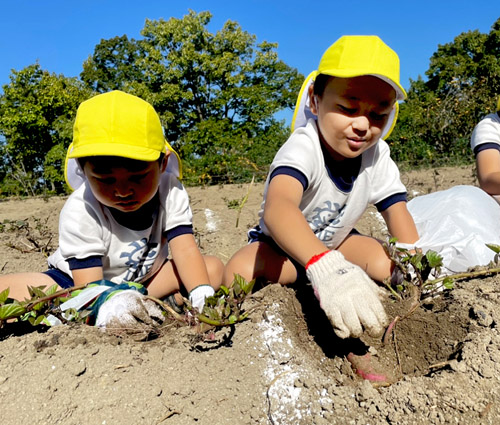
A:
305;250;330;270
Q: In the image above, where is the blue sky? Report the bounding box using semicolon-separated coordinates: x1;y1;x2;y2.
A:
1;0;498;99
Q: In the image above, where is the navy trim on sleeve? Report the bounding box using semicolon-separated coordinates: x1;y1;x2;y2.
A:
375;192;407;212
166;224;194;242
67;255;103;270
473;142;500;156
270;166;308;191
43;269;74;289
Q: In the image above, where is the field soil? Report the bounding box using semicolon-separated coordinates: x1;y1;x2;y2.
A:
1;164;500;425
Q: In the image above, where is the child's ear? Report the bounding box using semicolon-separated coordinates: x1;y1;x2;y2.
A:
308;85;318;115
160;151;170;173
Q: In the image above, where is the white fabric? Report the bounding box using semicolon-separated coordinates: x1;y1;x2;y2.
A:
257;119;406;249
60;285;113;311
306;250;388;339
48;172;192;284
470;112;500;152
95;290;164;329
189;285;215;312
405;185;500;272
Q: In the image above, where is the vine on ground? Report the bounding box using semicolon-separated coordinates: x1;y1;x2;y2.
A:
0;274;256;335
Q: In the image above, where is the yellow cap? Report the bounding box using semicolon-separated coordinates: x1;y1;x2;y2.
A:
65;90;182;190
69;90;166;161
318;35;406;101
497;96;500;111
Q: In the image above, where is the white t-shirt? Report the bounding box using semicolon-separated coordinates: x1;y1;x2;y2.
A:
48;172;192;284
470;112;500;154
256;119;407;249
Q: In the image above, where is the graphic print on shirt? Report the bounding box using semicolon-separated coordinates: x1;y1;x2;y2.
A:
121;238;159;282
309;201;346;243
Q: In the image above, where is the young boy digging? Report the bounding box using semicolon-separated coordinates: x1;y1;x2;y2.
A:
0;90;223;328
224;36;419;379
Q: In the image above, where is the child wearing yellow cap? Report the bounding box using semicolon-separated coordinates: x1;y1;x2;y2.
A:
0;91;223;328
471;96;500;203
224;36;419;342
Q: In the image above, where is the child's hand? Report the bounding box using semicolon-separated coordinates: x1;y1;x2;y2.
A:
306;250;388;339
188;285;215;312
95;290;164;330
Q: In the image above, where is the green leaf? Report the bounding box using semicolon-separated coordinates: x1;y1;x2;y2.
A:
410;253;423;270
28;285;47;299
425;250;444;268
45;284;59;296
28;315;46;326
0;303;26;319
216;285;230;296
486;243;500;254
32;300;48;311
0;288;10;304
240;278;256;295
442;277;454;290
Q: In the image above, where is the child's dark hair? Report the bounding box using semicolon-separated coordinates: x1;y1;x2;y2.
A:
312;74;333;97
78;153;165;173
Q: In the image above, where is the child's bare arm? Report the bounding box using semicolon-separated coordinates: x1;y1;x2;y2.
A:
169;233;211;293
265;176;388;339
71;266;104;286
381;201;419;244
476;149;500;195
263;174;328;266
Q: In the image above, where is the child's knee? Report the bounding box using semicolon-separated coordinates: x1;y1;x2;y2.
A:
205;256;224;289
223;247;258;286
369;255;393;282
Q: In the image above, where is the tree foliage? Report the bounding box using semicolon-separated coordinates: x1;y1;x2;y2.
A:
0;64;91;195
81;10;303;184
389;17;500;167
1;13;499;195
81;35;146;93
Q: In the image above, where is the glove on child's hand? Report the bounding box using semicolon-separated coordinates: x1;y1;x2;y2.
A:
95;290;164;330
306;250;388;339
189;285;215;312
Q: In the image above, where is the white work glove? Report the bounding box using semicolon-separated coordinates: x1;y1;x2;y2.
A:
306;250;388;339
188;285;215;312
95;290;164;330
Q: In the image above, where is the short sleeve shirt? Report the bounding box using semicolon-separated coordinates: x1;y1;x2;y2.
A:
48;172;192;284
471;113;500;155
257;119;407;249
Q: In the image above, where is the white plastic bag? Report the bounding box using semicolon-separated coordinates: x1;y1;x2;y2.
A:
405;185;500;273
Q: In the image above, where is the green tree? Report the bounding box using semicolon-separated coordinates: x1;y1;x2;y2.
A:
389;17;500;166
0;63;91;195
81;35;146;92
82;10;303;184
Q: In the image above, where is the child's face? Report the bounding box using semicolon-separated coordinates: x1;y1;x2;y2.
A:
310;76;396;160
83;155;168;212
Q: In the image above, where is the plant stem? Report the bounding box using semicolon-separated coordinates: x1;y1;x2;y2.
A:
145;295;185;322
24;284;88;311
197;312;248;327
235;175;254;228
425;266;500;287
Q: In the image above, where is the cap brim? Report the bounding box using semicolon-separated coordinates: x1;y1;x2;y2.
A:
64;141;183;191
